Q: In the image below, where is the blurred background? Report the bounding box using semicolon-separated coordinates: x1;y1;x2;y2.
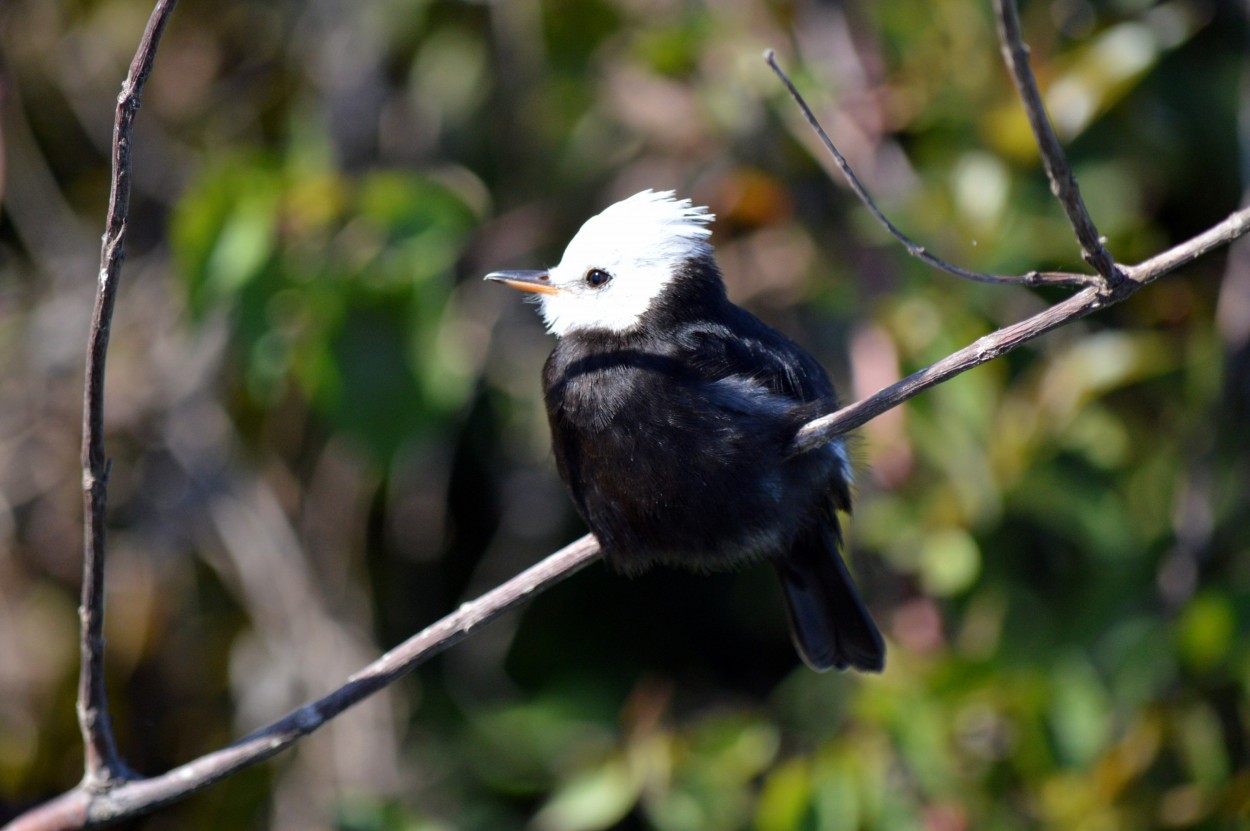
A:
1;0;1248;828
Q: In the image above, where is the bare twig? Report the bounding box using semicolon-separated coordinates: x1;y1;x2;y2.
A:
764;49;1099;290
793;285;1103;454
3;535;600;830
1123;208;1250;283
78;0;178;790
791;206;1250;454
10;5;1250;831
992;0;1122;284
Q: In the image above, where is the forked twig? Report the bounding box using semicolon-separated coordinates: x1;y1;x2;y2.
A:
763;49;1099;290
8;1;1250;829
790;203;1250;454
5;536;601;830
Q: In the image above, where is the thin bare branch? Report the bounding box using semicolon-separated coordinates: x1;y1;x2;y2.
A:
1124;207;1250;284
763;49;1100;290
3;791;91;831
78;0;178;790
791;203;1250;455
792;286;1106;454
992;0;1122;284
11;6;1250;831
5;536;601;830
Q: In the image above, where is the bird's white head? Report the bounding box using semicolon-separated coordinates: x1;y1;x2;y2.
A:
487;190;715;337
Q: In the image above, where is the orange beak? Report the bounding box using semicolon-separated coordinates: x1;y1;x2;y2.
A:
484;270;557;295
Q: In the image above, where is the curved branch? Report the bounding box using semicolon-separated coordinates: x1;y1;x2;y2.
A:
763;49;1100;290
6;536;601;830
10;5;1250;831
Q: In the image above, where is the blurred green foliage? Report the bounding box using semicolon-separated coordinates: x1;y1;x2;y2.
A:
1;0;1248;830
171;148;480;459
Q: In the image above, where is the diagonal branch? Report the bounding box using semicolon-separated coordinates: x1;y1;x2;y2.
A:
10;190;1247;827
992;0;1122;284
78;0;179;790
9;5;1250;831
789;201;1250;455
764;49;1099;290
4;536;601;830
16;195;1244;830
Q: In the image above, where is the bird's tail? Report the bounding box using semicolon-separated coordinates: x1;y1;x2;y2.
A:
774;522;885;672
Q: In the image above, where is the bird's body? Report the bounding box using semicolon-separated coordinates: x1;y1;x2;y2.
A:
541;261;841;574
488;190;884;672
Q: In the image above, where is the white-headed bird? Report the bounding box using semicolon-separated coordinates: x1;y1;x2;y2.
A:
487;190;883;672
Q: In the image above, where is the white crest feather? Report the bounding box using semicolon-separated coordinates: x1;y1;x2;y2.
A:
539;190;716;336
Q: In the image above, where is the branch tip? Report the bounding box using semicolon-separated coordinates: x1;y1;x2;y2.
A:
766;52;1075;288
10;6;1250;831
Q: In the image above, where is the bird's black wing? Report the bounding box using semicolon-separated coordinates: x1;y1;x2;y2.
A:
674;305;836;407
673;305;850;516
676;307;879;671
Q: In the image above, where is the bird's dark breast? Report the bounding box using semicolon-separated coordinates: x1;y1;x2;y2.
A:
542;331;840;575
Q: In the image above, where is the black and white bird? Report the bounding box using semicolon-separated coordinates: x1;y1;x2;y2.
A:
486;190;884;672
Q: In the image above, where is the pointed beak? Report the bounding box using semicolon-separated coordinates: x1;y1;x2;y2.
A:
484;270;557;295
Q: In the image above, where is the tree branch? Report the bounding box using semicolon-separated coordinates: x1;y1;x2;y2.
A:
6;535;600;829
10;3;1250;830
790;201;1250;455
992;0;1122;284
763;49;1100;290
77;0;178;791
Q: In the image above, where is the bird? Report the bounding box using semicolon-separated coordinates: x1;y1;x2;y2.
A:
486;189;884;672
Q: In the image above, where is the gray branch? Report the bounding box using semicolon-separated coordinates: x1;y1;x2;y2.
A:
4;536;601;830
992;0;1122;283
77;0;179;791
7;0;1250;828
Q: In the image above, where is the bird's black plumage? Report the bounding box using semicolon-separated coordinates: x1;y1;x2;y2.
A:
487;189;883;672
539;257;884;672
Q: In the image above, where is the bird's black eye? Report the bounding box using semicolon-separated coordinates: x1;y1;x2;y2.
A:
584;268;612;288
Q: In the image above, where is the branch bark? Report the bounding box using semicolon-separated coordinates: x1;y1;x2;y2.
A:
5;536;600;830
8;0;1250;829
77;0;178;791
992;0;1122;284
763;49;1099;290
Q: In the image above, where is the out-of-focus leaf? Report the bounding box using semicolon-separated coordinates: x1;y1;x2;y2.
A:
1174;703;1229;789
985;3;1208;157
1047;654;1113;768
171;151;481;460
1175;593;1236;672
532;756;640;831
919;527;982;597
755;758;812;831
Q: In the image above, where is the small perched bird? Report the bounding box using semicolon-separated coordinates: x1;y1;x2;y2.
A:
486;190;884;672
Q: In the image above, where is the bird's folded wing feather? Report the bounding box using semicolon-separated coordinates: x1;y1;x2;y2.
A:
674;312;835;407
